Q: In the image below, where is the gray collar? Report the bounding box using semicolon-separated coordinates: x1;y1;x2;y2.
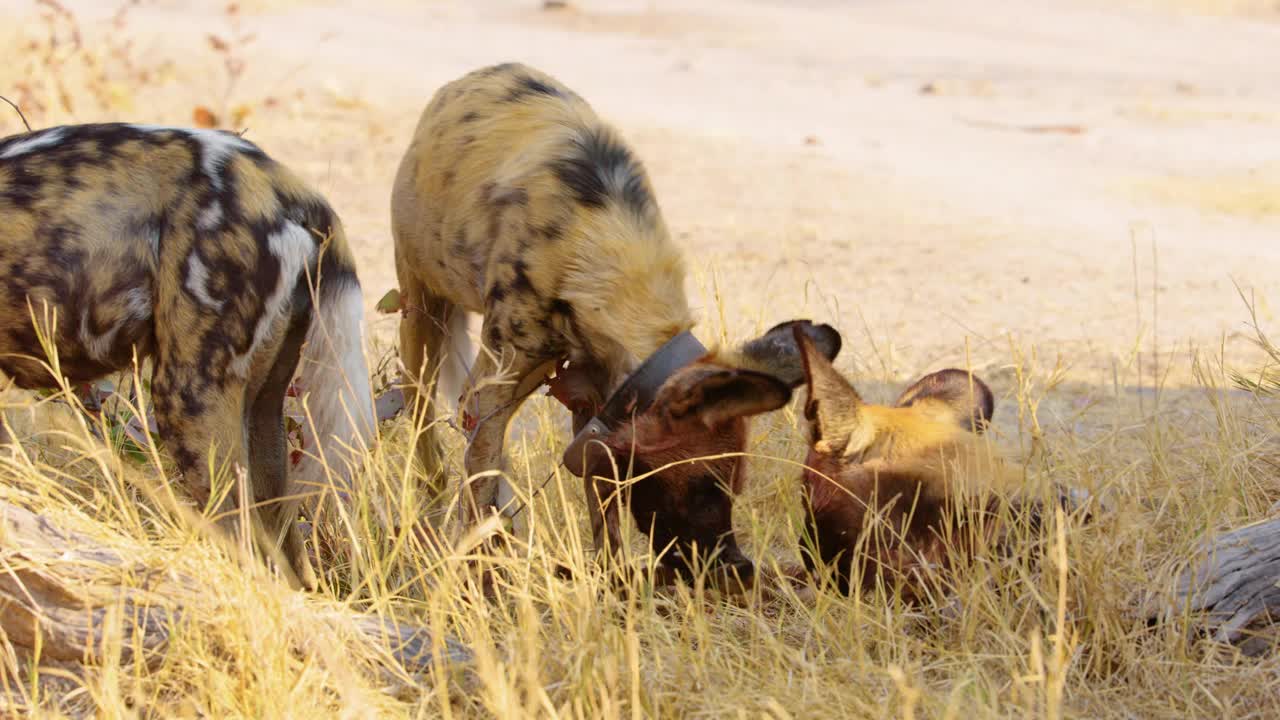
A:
561;330;707;476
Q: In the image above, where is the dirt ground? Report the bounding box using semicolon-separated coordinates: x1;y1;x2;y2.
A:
4;0;1280;386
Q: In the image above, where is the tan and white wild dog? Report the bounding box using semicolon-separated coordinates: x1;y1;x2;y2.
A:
0;123;376;589
391;63;837;577
391;63;687;524
792;326;1071;603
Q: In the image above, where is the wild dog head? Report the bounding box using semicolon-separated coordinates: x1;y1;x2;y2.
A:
793;326;1010;601
566;320;842;587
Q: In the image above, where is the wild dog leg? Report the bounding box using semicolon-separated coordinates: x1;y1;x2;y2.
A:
152;363;303;588
459;342;554;527
151;370;269;574
398;280;453;496
245;305;316;590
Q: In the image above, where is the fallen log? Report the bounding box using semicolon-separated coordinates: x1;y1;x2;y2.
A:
0;497;472;710
1146;515;1280;656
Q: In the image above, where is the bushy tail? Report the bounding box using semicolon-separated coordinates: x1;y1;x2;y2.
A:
289;275;376;517
436;305;474;412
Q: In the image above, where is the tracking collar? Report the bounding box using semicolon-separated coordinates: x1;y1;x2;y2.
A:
561;330;707;477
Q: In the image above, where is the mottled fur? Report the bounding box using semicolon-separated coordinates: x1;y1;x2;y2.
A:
0;123;376;589
793;327;1034;602
391;63;693;530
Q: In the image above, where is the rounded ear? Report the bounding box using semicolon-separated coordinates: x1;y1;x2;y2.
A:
894;368;995;433
663;367;792;430
794;324;864;455
737;319;842;387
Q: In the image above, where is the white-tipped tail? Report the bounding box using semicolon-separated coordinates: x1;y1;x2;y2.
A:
436;305;474;412
290;279;377;511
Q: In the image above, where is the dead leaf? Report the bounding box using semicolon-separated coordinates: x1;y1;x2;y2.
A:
322;80;364;110
122;414;157;449
76;380;117;413
376;288;402;314
959;118;1087;136
1021;124;1086;135
207;34;229;53
192;106;218;128
375;387;406;423
230;104;251;128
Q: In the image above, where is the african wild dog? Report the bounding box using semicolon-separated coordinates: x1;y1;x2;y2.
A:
551;319;841;585
0;123;376;589
791;327;1078;603
391;62;837;576
391;63;692;530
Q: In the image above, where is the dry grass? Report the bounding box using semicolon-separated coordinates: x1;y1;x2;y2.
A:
1131;168;1280;220
1116;102;1280;128
1135;0;1280;16
3;3;1280;718
3;289;1280;718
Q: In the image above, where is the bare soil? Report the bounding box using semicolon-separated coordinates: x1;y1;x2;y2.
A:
4;0;1279;383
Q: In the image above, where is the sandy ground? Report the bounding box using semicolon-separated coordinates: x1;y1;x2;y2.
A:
4;0;1280;387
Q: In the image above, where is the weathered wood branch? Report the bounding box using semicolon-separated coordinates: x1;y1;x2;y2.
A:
0;498;471;702
1147;515;1280;656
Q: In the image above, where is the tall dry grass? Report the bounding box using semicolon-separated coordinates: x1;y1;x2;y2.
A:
2;3;1279;718
3;282;1278;718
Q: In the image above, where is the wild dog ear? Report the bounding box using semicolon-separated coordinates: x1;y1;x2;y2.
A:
661;366;792;430
736;319;842;387
893;368;995;433
794;325;864;456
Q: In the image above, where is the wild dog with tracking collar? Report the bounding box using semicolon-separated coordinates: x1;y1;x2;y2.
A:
498;330;705;526
390;63;841;581
561;330;707;477
550;319;842;585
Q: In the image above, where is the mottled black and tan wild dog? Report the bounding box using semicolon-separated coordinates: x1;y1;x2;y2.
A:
391;63;689;528
391;62;836;575
0;123;376;589
792;327;1078;603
